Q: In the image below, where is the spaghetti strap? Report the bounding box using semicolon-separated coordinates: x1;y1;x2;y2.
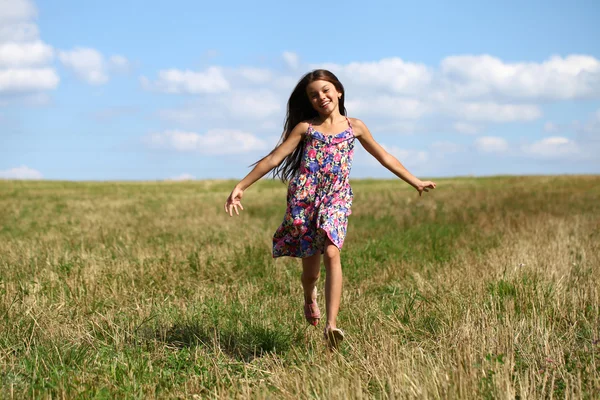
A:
305;121;312;137
345;116;352;131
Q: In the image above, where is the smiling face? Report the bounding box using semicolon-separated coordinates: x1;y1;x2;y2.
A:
306;80;343;115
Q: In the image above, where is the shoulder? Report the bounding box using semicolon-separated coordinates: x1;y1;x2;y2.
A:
290;121;311;136
296;121;311;131
349;117;366;128
348;117;369;137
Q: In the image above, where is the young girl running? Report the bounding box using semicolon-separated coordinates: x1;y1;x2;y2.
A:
224;69;436;348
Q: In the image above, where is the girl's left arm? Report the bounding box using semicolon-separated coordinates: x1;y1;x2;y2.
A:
353;118;436;196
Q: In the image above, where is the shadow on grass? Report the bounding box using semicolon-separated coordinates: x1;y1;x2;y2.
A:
154;319;294;362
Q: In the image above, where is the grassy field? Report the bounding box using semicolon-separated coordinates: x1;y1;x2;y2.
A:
0;175;599;399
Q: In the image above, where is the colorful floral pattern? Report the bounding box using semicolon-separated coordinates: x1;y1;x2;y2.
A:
273;119;355;258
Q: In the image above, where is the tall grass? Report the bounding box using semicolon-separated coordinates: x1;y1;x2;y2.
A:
0;176;598;398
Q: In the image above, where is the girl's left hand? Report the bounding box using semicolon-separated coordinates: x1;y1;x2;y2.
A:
416;180;436;196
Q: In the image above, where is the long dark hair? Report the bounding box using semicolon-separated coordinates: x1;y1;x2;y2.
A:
258;69;347;183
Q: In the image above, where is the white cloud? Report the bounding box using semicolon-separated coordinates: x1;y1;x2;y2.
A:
108;54;130;73
0;40;53;66
59;47;108;85
441;54;600;100
446;102;541;122
0;165;42;179
0;0;59;97
317;54;600;101
383;144;429;165
158;89;282;126
224;90;282;119
346;96;429;119
522;136;581;159
453;122;482;134
146;129;268;155
542;113;599;138
237;67;271;84
145;53;600;141
141;67;230;94
539;111;599;158
544;122;560;133
474;136;508;153
58;49;130;85
309;54;597;126
0;0;39;43
309;56;568;125
0;67;58;92
0;0;37;22
0;22;38;42
167;173;196;181
282;51;299;69
323;57;433;95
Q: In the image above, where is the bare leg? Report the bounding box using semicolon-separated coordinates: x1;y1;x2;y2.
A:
301;252;321;303
323;238;342;330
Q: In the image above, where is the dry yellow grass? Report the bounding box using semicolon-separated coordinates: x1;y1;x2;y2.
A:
0;176;598;398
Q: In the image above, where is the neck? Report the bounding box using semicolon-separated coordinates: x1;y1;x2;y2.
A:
317;109;344;125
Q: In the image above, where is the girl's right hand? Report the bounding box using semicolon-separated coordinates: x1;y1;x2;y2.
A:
224;186;244;216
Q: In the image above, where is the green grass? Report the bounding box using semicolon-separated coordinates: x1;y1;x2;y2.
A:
0;176;599;398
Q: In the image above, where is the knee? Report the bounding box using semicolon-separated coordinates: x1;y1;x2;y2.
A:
323;244;340;261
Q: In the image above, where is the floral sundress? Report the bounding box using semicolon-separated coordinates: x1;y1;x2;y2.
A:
273;118;355;258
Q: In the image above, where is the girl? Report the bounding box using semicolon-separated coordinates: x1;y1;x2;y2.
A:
224;69;436;348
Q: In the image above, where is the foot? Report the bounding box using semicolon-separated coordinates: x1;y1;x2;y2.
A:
324;325;345;349
304;287;321;326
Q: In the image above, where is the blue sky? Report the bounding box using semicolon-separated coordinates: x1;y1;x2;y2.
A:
1;0;599;181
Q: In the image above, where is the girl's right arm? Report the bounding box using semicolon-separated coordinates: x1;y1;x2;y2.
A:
224;122;308;216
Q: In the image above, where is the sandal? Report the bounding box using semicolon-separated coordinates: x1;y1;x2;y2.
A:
304;287;321;326
324;326;345;349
